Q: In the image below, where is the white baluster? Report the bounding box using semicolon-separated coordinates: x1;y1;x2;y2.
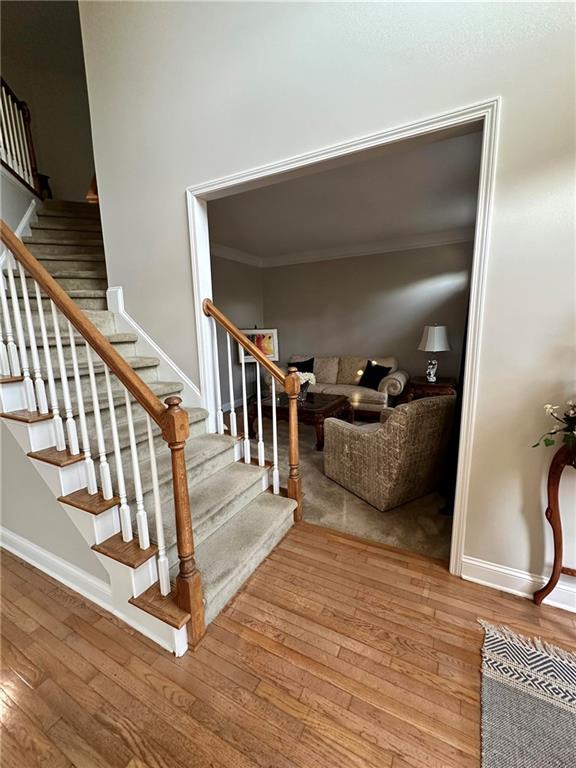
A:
271;378;280;494
0;96;7;164
85;343;113;498
103;366;132;540
17;267;48;412
0;309;9;376
226;333;237;437
0;268;19;375
1;89;18;175
34;283;65;449
256;362;265;467
14;108;32;187
50;301;78;453
5;93;24;178
67;322;97;494
5;253;35;410
211;319;224;434
240;346;250;464
124;390;150;549
146;414;169;594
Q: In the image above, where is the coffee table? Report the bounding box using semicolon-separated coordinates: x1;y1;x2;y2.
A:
249;392;353;450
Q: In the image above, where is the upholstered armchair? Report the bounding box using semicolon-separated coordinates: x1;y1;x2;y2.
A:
324;396;456;512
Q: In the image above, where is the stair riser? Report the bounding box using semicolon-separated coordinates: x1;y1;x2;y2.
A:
116;444;237;527
32;309;117;335
45;340;137;365
36;260;107;276
28;228;104;244
40;202;101;219
193;474;266;547
17;294;107;311
34;216;102;233
23;275;108;292
25;244;105;257
49;366;160;408
72;384;184;423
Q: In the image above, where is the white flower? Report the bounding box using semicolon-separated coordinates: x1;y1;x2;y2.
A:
297;372;316;386
544;404;559;415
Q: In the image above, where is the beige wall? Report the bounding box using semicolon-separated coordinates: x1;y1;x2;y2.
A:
0;424;108;580
78;2;575;579
1;1;94;200
262;243;473;378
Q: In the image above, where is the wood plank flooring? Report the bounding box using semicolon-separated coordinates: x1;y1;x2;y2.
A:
1;522;575;768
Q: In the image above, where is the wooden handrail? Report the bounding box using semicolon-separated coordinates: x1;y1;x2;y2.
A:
203;298;287;385
203;296;302;519
1;221;166;426
1;219;205;645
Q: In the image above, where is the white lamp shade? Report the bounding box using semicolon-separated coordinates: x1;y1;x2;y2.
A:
418;325;450;352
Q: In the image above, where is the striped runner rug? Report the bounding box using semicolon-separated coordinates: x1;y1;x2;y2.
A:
480;621;576;767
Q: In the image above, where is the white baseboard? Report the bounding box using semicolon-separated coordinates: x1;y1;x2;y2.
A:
0;526;183;654
0;526;113;609
106;286;202;409
461;555;576;613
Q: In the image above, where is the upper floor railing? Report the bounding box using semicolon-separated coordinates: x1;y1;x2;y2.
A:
0;221;205;645
0;79;40;196
202;298;302;517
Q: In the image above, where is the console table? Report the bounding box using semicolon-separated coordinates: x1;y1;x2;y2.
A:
399;376;457;403
533;442;576;605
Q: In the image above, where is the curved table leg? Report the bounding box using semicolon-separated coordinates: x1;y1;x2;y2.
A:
533;444;575;605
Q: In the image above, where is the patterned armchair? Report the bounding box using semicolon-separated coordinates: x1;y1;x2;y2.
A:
324;396;456;512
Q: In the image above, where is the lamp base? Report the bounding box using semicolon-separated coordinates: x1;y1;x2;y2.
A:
425;359;438;383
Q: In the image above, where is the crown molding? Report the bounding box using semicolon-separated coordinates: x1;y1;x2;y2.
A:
210;243;264;267
211;226;474;270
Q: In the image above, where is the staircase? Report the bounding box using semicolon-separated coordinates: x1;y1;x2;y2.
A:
0;200;298;655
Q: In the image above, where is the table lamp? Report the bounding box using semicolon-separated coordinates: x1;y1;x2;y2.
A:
418;325;450;382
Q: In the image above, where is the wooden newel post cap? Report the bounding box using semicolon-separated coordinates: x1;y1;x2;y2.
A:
285;368;301;396
162;396;189;443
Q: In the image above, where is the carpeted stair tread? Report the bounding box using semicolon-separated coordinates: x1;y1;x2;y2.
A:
195;493;297;623
51;355;160;381
34;216;102;232
24;234;105;247
190;461;268;544
43;331;138;347
40;201;101;218
182;433;237;472
18;288;108;300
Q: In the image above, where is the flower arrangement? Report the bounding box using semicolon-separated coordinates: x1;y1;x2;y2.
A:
297;372;316;386
296;372;315;405
533;400;576;448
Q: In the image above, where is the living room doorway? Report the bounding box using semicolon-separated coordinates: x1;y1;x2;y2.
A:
187;100;500;574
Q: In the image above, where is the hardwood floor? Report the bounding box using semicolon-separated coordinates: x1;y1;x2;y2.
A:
1;523;575;768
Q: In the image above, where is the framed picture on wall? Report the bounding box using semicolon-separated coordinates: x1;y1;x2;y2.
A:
239;329;279;363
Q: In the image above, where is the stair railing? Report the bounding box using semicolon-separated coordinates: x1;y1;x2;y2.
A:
202;298;302;517
1;79;40;196
0;221;205;645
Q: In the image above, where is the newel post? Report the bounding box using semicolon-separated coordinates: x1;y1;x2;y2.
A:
285;367;302;521
162;396;205;646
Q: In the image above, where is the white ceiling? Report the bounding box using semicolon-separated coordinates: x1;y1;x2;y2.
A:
208;126;483;266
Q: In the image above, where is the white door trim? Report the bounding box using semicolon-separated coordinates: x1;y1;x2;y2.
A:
185;97;501;575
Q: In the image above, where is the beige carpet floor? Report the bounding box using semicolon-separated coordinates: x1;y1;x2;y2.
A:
251;419;452;562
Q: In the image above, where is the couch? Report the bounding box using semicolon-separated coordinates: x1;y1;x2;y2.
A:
324;395;456;511
284;355;409;414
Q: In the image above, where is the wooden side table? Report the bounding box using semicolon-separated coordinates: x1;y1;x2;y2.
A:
399;376;457;403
